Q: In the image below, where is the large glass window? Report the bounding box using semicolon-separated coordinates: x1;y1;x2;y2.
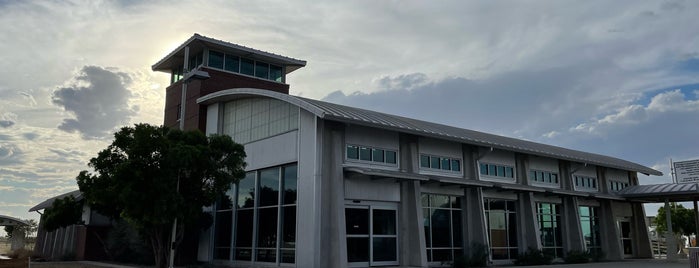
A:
537;203;563;258
255;62;270;79
484;199;518;260
241;58;255;76
579;206;601;253
213;164;297;264
422;193;463;262
224;54;240;73
270;65;283;82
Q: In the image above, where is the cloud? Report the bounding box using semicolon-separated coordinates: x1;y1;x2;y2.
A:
0;143;23;166
51;66;137;139
0;112;17;128
18;92;37;107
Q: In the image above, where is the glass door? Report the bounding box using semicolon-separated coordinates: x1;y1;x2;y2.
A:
619;220;633;257
346;204;398;267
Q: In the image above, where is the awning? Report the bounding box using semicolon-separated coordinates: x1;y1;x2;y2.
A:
428;175;494;188
616;183;699;202
0;215;30;226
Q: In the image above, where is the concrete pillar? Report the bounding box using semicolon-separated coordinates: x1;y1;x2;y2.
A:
631;202;653;258
463;187;488;252
561;196;585;252
518;192;541;251
9;227;26;251
400;181;427;266
665;200;678;261
319;123;347;268
295;114;322;268
398;134;427;266
599;200;622;260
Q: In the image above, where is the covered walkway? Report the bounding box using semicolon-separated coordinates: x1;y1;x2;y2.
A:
0;214;30;251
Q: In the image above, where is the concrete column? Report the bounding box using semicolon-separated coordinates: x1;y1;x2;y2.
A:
631;202;653;258
400;181;427;266
561;196;585;252
319;122;347;268
599;200;622;260
518;192;541;251
665;200;678;261
295;114;322;268
398;134;427;266
463;187;488;252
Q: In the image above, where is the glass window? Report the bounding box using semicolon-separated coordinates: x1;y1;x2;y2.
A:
241;58;254;76
441;158;451;170
488;165;497;176
225;54;240;72
238;172;255;208
430;156;440;169
255;61;270;79
209;50;224;69
451;160;460;172
347;145;359;159
282;165;297;205
485;199;518;260
537;203;563;258
505;167;514;178
270;65;283;82
421;155;430;168
359;147;371;161
372;148;385;163
480;163;488;175
259;168;280;207
386;151;397;164
423;193;463;263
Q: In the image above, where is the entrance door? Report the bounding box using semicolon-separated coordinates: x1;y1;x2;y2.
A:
619;220;633;257
346;204;398;267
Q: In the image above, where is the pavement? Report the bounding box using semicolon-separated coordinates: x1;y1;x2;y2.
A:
499;259;691;268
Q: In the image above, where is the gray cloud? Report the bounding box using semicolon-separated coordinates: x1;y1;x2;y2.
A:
51;66;137;139
0;143;24;166
22;132;39;140
0;112;17;128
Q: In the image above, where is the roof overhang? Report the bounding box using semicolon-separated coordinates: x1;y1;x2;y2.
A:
343;166;428;182
617;183;699;202
152;34;306;74
29;190;82;212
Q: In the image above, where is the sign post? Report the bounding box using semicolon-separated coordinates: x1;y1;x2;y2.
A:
674;159;699;184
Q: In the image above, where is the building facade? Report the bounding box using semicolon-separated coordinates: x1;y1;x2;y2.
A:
152;34;662;267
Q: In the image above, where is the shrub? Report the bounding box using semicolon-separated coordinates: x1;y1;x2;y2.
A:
588;249;605;262
451;242;489;268
563;250;590;264
514;247;553;266
7;248;33;259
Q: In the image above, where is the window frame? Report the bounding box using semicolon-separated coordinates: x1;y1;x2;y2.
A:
345;144;399;166
419;154;462;174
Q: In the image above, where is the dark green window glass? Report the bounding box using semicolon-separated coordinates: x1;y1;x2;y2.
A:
255;62;269;79
488;165;497;176
241;58;254;76
359;147;371;161
372;149;385;163
224;54;239;72
346;145;359;159
451;160;460;172
386;151;397;164
497;166;505;177
430;157;440;169
480;163;488;175
421;155;430;168
208;51;224;69
270;65;283;82
505;167;514;178
441;158;451;170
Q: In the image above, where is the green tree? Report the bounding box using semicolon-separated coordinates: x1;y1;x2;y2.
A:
76;124;246;268
42;196;84;232
655;203;696;236
4;219;38;239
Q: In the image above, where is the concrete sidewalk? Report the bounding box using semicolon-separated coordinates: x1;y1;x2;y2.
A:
498;259;691;268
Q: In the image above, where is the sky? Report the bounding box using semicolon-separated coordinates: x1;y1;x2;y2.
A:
1;0;699;231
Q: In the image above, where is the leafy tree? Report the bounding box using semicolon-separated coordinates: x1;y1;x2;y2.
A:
43;196;84;232
76;124;246;268
655;203;696;236
4;219;38;239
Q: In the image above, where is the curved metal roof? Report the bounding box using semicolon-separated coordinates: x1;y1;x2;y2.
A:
0;215;29;226
28;190;82;212
198;88;662;176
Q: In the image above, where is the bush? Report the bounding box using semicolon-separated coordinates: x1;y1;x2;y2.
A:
514;247;553;266
588;249;605;262
106;221;153;265
452;242;489;268
563;250;590;264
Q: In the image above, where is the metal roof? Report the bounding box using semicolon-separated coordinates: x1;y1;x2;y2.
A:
28;190;82;212
617;183;699;202
197;88;662;176
152;33;307;73
0;215;30;226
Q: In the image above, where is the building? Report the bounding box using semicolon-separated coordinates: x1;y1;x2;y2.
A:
151;34;663;268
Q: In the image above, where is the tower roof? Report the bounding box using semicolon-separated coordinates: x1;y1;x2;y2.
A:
152;34;306;74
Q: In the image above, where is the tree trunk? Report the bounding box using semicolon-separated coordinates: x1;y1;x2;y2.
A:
149;227;167;268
